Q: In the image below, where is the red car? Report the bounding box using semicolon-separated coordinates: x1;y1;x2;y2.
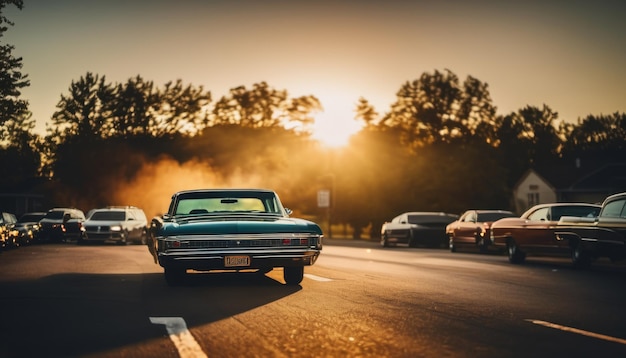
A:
489;203;601;265
446;210;516;253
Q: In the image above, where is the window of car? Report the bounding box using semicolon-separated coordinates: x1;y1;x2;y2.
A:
45;210;65;220
90;211;126;221
551;205;601;220
176;198;269;215
601;199;626;218
527;207;549;221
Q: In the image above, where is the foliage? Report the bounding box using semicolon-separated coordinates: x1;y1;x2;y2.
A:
0;0;28;128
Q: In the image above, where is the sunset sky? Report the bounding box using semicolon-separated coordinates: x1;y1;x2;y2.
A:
5;0;626;146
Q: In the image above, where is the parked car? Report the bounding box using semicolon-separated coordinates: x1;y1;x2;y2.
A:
446;210;516;253
381;212;459;248
490;203;601;265
14;212;46;246
39;208;86;242
554;192;626;267
148;188;323;286
81;206;148;245
0;212;18;250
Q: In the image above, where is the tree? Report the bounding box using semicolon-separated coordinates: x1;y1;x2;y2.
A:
49;72;115;141
381;69;497;148
210;82;321;131
0;0;28;127
354;97;379;127
561;112;626;164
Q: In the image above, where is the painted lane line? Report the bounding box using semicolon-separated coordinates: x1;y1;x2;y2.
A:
150;317;208;358
527;319;626;345
304;273;333;282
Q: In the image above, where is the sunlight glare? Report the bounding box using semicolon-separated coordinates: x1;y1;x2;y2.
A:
311;98;363;148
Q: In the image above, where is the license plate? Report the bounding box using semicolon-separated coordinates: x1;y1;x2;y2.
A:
225;255;250;267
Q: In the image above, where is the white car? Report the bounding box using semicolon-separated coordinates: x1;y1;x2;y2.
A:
81;206;148;245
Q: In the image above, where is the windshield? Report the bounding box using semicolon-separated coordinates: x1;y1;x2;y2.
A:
89;211;126;221
44;211;65;220
172;191;284;216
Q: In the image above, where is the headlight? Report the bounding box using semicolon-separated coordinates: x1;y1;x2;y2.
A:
110;225;122;232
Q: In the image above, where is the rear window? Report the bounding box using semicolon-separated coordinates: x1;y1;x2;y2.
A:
45;211;65;220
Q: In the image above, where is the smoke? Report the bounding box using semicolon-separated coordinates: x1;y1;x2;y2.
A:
111;156;270;219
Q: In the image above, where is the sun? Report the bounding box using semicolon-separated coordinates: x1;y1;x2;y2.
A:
310;98;363;148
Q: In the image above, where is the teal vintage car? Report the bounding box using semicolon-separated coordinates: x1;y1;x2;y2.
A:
148;189;323;286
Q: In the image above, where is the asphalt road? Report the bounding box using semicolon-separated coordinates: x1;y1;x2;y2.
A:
1;239;625;357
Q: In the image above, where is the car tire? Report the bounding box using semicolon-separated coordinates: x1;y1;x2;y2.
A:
284;266;304;285
571;241;591;268
449;236;456;252
381;234;389;248
507;239;526;264
164;267;186;286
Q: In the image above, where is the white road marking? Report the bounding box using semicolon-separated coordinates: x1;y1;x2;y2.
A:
527;319;626;345
304;273;333;282
150;317;208;358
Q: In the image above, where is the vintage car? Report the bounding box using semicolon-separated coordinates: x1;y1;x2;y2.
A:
446;210;516;253
381;212;459;248
554;192;626;266
490;203;601;265
148;189;323;286
81;206;148;245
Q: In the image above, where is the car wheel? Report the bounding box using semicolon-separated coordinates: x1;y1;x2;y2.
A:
407;230;417;248
449;236;456;252
507;239;526;264
571;241;591;268
284;266;304;285
164;267;186;286
380;234;389;248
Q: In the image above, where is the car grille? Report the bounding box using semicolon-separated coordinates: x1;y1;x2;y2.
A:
161;234;319;250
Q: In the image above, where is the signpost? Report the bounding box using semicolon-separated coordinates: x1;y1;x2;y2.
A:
317;189;331;238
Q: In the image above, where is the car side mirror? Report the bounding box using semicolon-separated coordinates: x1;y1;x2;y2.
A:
284;208;293;216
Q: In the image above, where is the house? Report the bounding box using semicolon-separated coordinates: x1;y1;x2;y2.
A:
512;162;626;214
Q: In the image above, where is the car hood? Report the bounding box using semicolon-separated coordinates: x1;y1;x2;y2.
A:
159;215;323;236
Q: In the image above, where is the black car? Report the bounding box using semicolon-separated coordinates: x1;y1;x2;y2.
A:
14;212;46;245
39;208;86;243
1;212;18;250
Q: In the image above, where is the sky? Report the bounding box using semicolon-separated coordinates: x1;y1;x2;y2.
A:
4;0;626;146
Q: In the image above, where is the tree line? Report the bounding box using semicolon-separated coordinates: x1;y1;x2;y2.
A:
2;1;625;238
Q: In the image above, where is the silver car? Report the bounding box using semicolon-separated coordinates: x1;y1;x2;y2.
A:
81;206;148;245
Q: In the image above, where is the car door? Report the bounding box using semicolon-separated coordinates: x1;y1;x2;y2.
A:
455;211;477;244
518;207;556;248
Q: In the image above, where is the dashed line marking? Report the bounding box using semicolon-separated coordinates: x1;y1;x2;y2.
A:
304;273;333;282
150;317;208;358
527;319;626;345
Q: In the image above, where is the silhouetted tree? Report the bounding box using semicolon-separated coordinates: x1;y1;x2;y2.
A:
561;112;626;162
49;72;115;141
354;97;379;127
381;69;497;148
0;0;28;128
210;82;321;131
